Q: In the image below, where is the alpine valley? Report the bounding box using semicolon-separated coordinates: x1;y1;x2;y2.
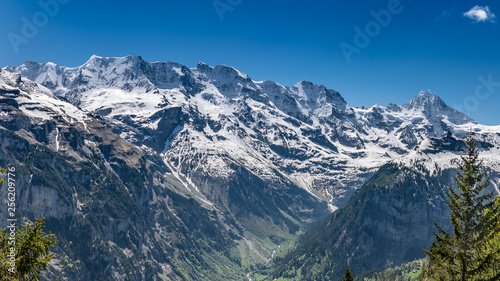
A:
1;55;499;280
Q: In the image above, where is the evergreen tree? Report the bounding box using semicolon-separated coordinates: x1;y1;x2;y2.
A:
341;268;354;281
0;218;57;281
423;133;500;280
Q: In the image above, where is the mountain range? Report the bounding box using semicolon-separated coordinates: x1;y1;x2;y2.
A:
1;55;499;280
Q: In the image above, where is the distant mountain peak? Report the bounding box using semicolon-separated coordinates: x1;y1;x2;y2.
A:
193;62;250;82
83;54;145;68
399;90;475;126
403;91;447;110
291;81;347;110
214;64;249;79
195;61;211;72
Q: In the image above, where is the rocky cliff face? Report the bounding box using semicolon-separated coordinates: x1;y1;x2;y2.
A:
0;68;246;280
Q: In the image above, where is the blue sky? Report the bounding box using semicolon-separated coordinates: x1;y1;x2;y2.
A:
1;0;499;125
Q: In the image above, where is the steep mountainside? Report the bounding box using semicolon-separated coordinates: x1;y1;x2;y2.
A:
270;133;500;280
0;69;247;280
2;56;500;280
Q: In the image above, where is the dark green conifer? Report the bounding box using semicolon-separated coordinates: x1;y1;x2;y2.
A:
0;218;57;280
341;268;354;281
424;133;500;280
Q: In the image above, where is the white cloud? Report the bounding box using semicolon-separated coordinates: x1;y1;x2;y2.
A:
463;6;496;23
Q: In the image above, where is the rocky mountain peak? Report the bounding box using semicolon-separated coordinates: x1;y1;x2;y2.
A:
84;54;144;67
194;61;211;73
292;81;343;102
290;81;348;116
403;91;447;110
402;91;474;125
193;62;250;81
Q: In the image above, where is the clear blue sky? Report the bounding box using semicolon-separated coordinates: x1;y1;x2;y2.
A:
1;0;499;125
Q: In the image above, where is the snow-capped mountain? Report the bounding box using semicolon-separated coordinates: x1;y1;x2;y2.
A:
5;55;500;209
0;64;329;280
2;56;500;280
